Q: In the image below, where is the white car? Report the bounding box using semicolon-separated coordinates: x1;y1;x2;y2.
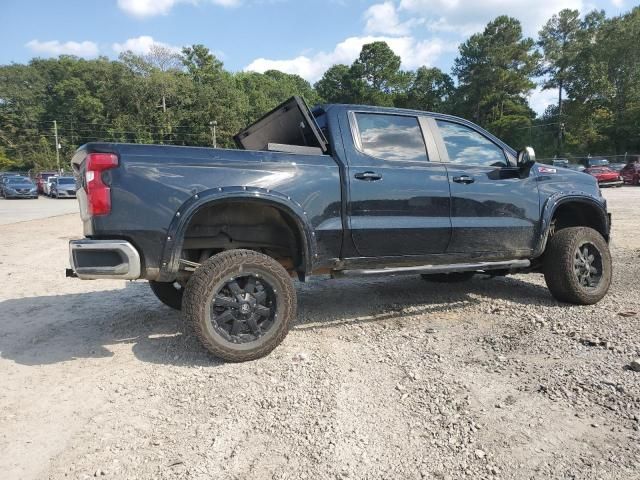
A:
44;176;58;196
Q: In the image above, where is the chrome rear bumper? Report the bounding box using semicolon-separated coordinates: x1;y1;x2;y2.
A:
69;239;141;280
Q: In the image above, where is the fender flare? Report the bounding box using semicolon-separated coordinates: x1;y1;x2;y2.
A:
532;192;610;258
158;186;317;279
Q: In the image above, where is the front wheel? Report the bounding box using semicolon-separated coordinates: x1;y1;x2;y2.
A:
183;249;296;362
543;227;611;305
149;280;184;310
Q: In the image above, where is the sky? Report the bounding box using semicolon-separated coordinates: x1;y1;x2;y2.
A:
0;0;633;114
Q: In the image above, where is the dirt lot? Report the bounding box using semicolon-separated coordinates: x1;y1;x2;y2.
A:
1;188;639;480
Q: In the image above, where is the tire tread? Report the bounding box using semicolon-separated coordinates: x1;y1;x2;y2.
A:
543;227;611;305
183;249;296;362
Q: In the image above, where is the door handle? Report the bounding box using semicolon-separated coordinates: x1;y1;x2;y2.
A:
354;171;382;181
452;175;474;184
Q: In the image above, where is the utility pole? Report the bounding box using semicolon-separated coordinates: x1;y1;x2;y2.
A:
209;120;218;148
53;120;61;173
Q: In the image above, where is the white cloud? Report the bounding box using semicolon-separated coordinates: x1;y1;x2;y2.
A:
399;0;584;36
528;86;559;115
25;39;99;57
112;36;181;55
117;0;241;18
364;1;416;35
245;35;449;82
610;0;624;6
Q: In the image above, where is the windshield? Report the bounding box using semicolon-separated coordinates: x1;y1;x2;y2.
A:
58;177;75;185
7;177;31;184
589;159;609;166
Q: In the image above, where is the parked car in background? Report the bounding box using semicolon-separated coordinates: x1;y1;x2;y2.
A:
35;171;58;195
552;158;569;168
0;175;38;198
0;175;15;196
566;164;585;172
44;176;58;196
621;160;640;185
584;166;623;187
50;176;77;198
608;162;626;173
581;157;610;168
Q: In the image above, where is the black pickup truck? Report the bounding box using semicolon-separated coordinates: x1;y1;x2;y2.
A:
68;97;612;361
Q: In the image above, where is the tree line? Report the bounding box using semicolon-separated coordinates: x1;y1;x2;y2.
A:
0;6;638;171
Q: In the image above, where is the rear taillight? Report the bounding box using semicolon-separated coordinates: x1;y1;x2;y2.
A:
86;153;118;216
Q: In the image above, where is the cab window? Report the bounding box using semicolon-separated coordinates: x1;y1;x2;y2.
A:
354;113;429;163
436;120;507;167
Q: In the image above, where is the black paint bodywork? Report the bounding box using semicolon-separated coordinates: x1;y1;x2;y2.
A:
71;104;609;282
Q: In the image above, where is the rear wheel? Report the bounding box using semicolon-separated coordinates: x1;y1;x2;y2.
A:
183;249;296;362
421;271;476;283
543;227;611;305
149;281;184;310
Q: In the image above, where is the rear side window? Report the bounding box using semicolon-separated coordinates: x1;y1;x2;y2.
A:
436;120;507;167
354;113;428;162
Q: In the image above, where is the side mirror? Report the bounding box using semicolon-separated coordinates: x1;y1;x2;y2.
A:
517;146;536;168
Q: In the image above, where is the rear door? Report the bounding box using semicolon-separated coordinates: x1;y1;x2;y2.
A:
344;111;451;257
432;118;540;255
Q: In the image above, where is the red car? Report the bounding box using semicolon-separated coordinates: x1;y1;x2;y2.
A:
584;166;623;187
35;171;57;194
621;160;640;185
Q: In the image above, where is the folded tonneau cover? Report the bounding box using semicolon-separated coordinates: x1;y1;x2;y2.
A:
234;96;328;153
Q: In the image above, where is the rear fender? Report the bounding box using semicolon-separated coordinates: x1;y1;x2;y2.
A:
158;186;317;280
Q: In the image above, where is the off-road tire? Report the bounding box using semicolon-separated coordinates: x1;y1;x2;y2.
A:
421;271;476;283
183;249;296;362
543;227;611;305
149;280;184;310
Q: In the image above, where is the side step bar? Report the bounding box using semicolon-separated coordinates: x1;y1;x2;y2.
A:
332;259;530;278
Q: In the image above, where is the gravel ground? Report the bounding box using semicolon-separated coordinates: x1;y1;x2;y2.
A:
0;187;639;480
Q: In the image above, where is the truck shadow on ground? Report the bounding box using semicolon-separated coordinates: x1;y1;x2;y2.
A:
0;274;555;367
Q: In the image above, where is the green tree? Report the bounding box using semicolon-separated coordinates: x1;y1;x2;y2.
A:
182;44;224;83
349;41;407;106
453;16;540;145
397;66;454;112
562;8;640;154
315;64;353;103
0;147;17;170
538;9;581;154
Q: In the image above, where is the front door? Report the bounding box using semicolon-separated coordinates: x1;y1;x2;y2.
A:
345;111;451;257
432;119;540;255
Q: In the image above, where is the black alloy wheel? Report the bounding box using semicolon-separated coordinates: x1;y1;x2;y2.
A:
183;249;296;362
209;274;277;344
